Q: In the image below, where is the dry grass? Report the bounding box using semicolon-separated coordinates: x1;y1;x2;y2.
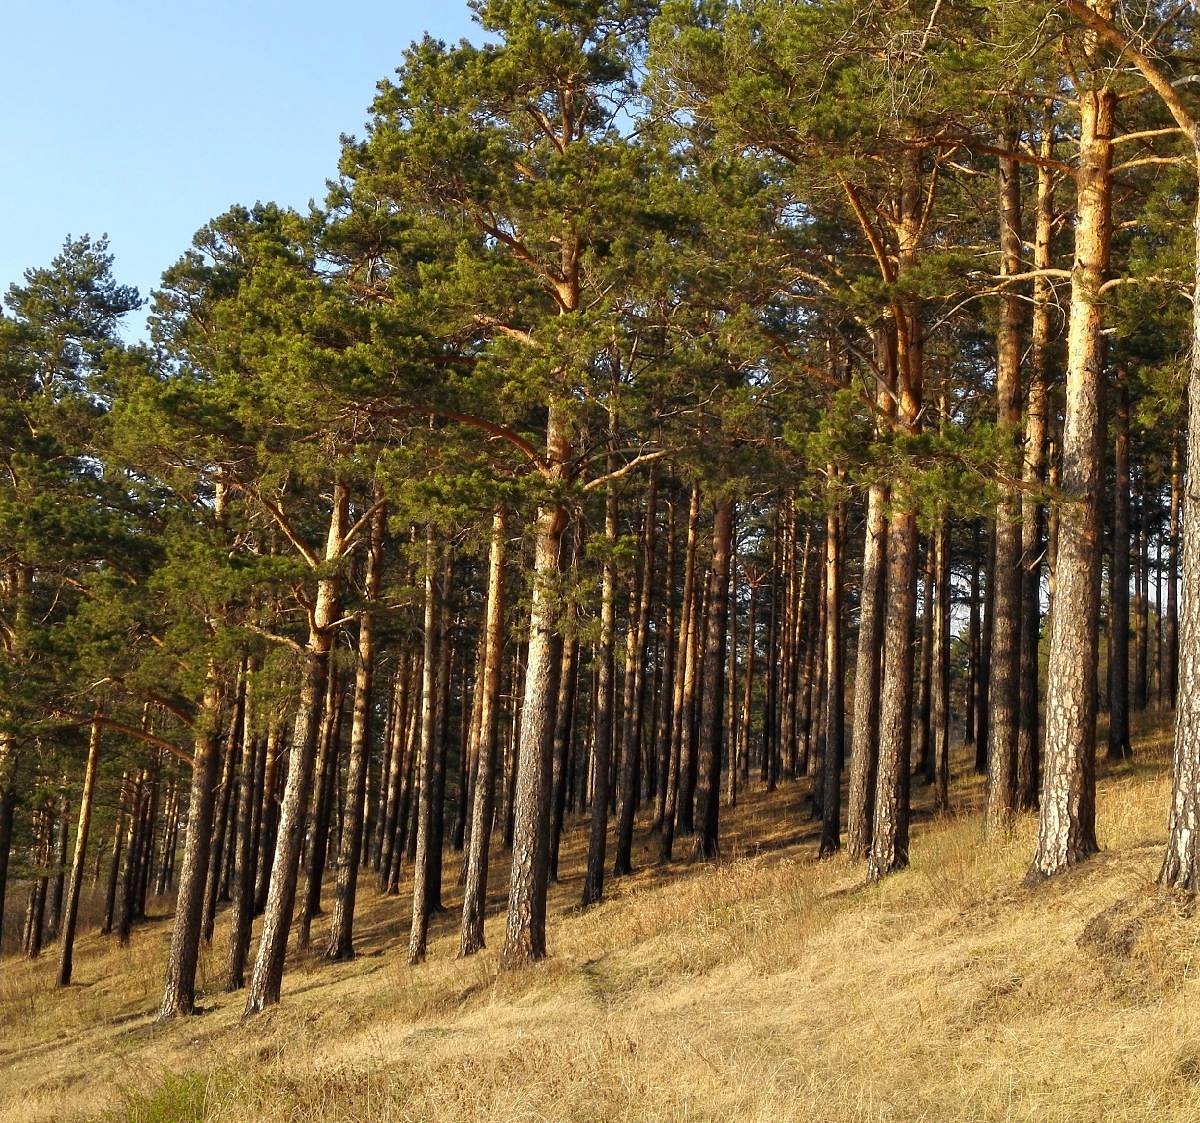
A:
3;715;1199;1122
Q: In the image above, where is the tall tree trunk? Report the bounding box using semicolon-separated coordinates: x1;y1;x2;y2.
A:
56;713;101;986
1158;129;1200;888
582;459;618;906
203;671;246;944
659;487;699;861
693;497;734;859
326;501;386;961
847;475;889;850
986;134;1025;829
1018;122;1055;811
244;483;347;1013
614;475;657;875
1030;79;1112;881
409;532;444;964
159;671;227;1019
819;490;845;857
931;515;952;810
1167;438;1181;706
461;511;508;956
500;495;566;966
1108;368;1132;760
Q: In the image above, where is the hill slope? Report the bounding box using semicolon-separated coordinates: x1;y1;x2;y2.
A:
3;721;1199;1123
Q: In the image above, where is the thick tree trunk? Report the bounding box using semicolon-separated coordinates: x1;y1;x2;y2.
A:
1029;84;1112;881
1157;137;1200;889
847;485;887;859
501;496;566;966
159;672;227;1019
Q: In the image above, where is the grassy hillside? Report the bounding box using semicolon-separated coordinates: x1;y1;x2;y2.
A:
3;718;1199;1123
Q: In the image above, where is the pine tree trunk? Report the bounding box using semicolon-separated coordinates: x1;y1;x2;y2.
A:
1029;82;1112;881
500;483;567;967
819;492;845;857
582;463;618;906
56;713;101;986
660;488;698;860
159;672;227;1019
244;484;347;1013
1166;439;1181;706
409;533;443;964
694;497;734;859
931;516;952;810
325;502;385;961
461;511;507;956
847;481;887;860
203;674;246;944
614;476;657;875
986;135;1025;829
1108;369;1132;760
1018;129;1055;810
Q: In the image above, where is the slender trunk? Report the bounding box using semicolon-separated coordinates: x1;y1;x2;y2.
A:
325;502;385;961
694;497;734;859
582;460;618;906
56;713;101;986
614;475;657;875
409;532;443;964
1018;122;1055;810
820;492;845;857
461;511;507;956
1108;369;1132;760
244;483;347;1013
986;134;1025;829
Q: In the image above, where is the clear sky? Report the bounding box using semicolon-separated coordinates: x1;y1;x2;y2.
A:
1;1;481;336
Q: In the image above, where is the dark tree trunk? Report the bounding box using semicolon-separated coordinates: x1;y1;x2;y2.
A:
160;672;227;1019
326;501;386;961
297;664;342;950
1108;369;1132;760
614;475;657;876
694;497;734;859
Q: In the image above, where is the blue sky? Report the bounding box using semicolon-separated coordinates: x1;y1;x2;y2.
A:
1;2;480;336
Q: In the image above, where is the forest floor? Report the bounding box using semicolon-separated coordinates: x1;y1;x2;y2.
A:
2;715;1199;1122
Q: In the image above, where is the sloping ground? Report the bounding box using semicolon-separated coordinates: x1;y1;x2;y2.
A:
3;720;1199;1123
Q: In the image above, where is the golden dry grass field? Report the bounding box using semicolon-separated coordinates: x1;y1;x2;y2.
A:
2;718;1198;1122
